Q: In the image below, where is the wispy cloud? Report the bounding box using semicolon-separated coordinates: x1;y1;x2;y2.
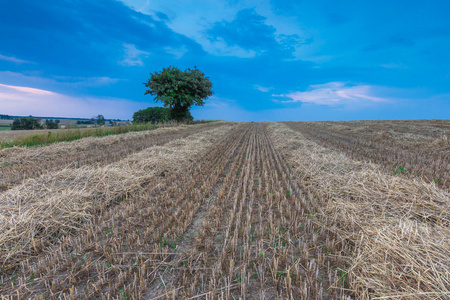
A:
119;43;150;66
381;63;407;69
254;85;272;92
0;53;33;64
0;84;143;119
51;76;121;86
274;82;388;106
164;46;188;59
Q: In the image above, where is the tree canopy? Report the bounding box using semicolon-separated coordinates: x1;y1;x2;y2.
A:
133;107;170;123
45;120;58;129
96;114;105;125
11;117;42;130
143;66;213;121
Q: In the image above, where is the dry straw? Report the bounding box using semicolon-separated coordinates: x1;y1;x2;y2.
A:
284;120;450;191
0;122;224;190
0;123;235;270
0;122;217;164
268;122;450;299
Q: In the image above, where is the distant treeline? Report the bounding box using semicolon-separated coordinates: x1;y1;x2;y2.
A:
0;114;124;122
0;114;14;120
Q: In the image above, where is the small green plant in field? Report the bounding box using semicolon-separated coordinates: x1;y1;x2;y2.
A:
337;269;349;286
28;272;35;283
119;289;129;299
393;167;407;175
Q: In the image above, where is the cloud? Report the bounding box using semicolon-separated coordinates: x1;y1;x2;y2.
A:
0;71;121;90
119;43;150;66
50;75;121;86
254;85;272;92
0;0;202;75
274;82;388;106
381;63;407;69
0;84;143;119
206;8;301;58
0;53;33;64
164;46;188;59
0;83;54;96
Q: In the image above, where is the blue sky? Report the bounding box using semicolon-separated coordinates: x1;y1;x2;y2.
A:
0;0;449;121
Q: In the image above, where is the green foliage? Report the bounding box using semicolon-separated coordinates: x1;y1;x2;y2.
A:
11;117;42;130
96;114;105;125
77;119;95;124
133;107;170;123
0;114;14;119
45;120;59;129
143;66;213;121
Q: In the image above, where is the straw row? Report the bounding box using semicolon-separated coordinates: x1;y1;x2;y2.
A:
0;123;249;298
0;122;227;192
268;122;450;299
284;120;450;191
0;123;236;272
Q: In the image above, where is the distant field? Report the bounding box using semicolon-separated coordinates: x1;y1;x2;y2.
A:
0;128;68;141
0;120;12;131
0;123;161;147
0;120;448;299
0;124;10;131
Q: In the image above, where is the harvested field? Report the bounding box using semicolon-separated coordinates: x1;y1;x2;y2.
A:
0;120;449;299
0;121;225;191
284;120;450;191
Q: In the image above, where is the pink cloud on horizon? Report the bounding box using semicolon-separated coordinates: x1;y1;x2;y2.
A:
0;84;143;119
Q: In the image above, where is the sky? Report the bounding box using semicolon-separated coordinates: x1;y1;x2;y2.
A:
0;0;449;121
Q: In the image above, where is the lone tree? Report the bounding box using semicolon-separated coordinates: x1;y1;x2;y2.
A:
143;66;213;121
96;114;105;125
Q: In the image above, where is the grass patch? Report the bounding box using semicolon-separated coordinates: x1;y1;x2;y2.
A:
0;122;212;148
0;124;11;131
